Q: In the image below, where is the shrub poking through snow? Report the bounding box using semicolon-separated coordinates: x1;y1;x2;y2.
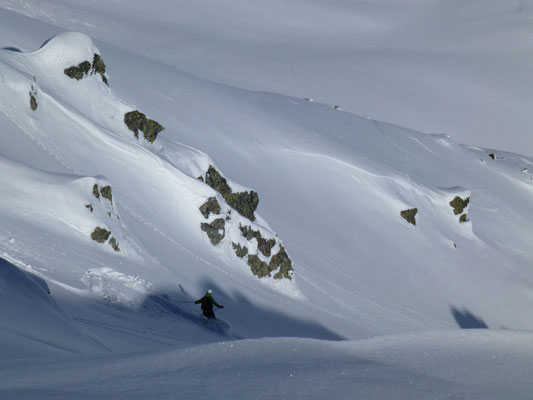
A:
124;111;165;143
232;242;248;258
85;204;93;212
109;237;120;252
200;218;225;245
100;185;112;203
400;208;418;225
240;225;276;257
199;197;221;219
91;227;111;243
204;166;259;221
459;213;468;223
64;54;109;85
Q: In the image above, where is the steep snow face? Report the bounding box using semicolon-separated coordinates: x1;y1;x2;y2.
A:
0;257;106;358
0;32;296;291
1;27;533;353
1;0;533;156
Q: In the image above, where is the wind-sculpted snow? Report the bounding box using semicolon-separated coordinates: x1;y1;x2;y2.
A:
0;257;107;358
1;22;533;398
1;331;533;399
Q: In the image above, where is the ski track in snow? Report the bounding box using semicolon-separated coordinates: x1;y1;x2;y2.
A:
72;317;199;346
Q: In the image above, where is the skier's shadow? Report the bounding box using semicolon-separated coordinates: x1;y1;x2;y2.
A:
450;305;489;329
143;279;344;341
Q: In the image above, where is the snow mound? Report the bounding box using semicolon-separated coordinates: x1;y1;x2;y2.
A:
29;32;99;74
82;267;153;308
0;256;106;358
1;330;532;399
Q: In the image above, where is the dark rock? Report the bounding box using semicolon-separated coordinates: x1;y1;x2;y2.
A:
400;208;418;225
226;191;259;221
124;110;165;143
205;166;232;196
204;166;259;221
201;218;225;245
199;197;221;219
488;153;495;160
64;61;91;80
247;254;271;278
449;196;470;215
91;227;111;243
29;92;37;111
64;54;108;84
232;242;248;258
269;245;293;279
85;204;93;212
100;185;112;203
109;237;120;252
246;245;293;279
92;54;108;85
240;225;276;257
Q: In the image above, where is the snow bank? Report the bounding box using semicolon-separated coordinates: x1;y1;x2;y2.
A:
1;330;532;399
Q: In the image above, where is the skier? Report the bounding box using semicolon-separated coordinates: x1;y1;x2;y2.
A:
195;289;224;319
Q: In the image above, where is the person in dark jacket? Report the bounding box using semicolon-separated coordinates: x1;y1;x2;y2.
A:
195;289;224;319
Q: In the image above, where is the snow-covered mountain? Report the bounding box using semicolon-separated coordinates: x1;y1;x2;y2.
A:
1;2;533;399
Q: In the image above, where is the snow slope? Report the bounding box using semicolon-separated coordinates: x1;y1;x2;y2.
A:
1;331;533;399
0;257;106;359
1;4;533;399
1;0;532;156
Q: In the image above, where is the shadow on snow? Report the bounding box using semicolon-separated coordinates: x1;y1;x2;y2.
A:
142;279;345;341
450;305;489;329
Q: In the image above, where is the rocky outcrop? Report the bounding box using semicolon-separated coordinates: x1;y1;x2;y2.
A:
93;184;113;204
199;197;221;219
100;185;112;204
197;168;293;280
400;208;418;225
29;84;38;111
64;61;91;80
201;218;226;245
240;225;276;257
91;227;111;243
269;245;293;279
124;110;165;143
64;54;109;85
232;242;248;258
109;237;120;252
204;166;259;221
91;54;108;85
246;245;293;279
449;196;470;223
